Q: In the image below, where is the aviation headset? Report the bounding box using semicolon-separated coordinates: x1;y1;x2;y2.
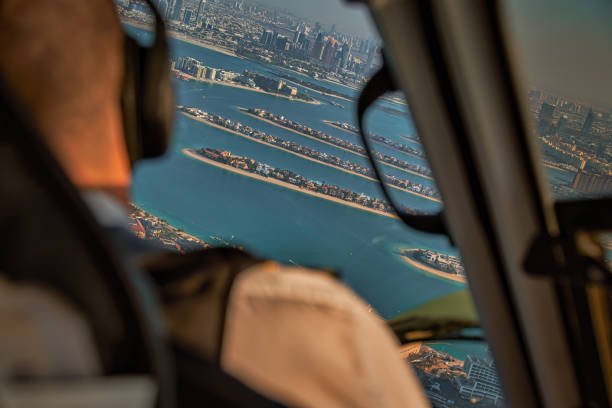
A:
121;0;175;165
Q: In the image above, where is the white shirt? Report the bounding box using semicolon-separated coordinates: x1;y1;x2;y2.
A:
82;192;429;407
220;262;430;408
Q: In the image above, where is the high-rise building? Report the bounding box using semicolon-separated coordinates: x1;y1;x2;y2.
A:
458;355;504;405
321;39;338;67
301;38;311;53
176;56;201;76
310;33;325;60
205;67;217;80
581;108;595;136
557;114;568;135
293;32;306;50
170;0;183;20
195;0;207;24
182;9;193;25
339;43;351;69
157;0;169;18
293;30;301;43
572;171;612;195
363;39;374;54
286;86;298;96
537;102;556;135
203;18;214;31
195;65;207;79
260;29;275;48
127;0;150;14
275;35;289;52
365;45;378;72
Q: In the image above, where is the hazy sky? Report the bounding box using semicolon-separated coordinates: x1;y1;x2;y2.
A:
506;0;612;109
248;0;611;109
248;0;377;38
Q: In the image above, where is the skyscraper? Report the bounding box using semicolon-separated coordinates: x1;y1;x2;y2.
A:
157;0;169;18
275;36;289;52
293;30;301;43
202;18;214;31
459;355;504;405
176;56;201;75
195;0;207;24
170;0;183;21
310;33;325;60
537;102;556;136
260;30;275;48
301;38;311;55
572;170;612;195
365;45;378;72
556;114;568;135
182;8;193;25
321;39;338;68
581;108;595;136
339;43;351;70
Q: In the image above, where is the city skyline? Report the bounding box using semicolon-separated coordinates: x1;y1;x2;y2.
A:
144;0;383;82
246;0;378;38
117;2;610;406
149;0;612;110
505;0;612;110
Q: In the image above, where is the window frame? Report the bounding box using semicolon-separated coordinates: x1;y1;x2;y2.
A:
362;0;609;405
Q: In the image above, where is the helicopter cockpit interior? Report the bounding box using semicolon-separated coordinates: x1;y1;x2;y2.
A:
0;0;609;407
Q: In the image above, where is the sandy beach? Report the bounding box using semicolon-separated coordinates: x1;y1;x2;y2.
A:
182;148;399;220
184;112;440;202
400;249;466;284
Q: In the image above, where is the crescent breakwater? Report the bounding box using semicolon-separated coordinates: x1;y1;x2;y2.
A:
179;106;441;202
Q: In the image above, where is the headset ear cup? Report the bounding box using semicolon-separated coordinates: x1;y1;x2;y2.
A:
121;36;144;166
122;0;174;165
140;42;175;160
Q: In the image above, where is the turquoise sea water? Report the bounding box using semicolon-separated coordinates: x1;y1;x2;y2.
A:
126;26;573;322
